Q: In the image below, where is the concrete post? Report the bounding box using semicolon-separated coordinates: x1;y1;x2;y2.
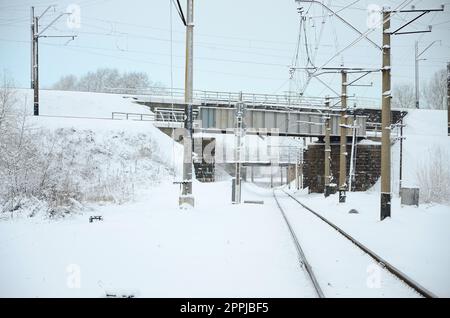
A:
180;0;195;208
324;98;331;197
270;165;273;188
447;62;450;135
33;15;39;116
339;71;348;203
233;91;244;204
280;166;283;187
251;166;254;183
295;153;299;190
415;40;420;109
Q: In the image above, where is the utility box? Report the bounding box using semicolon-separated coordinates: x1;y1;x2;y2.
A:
401;188;419;207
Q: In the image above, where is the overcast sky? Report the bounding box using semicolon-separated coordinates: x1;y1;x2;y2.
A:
0;0;449;100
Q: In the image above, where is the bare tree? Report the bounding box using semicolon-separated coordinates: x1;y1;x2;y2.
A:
0;72;17;131
422;68;446;110
52;74;78;91
0;75;38;213
1;73;173;218
103;68;121;91
78;68;119;92
417;146;450;204
119;71;150;94
52;68;155;94
392;83;415;109
76;71;96;92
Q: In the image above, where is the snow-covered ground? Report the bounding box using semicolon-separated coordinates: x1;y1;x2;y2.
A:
19;89;152;119
1;90;311;297
285;108;450;297
285;189;450;297
0;182;316;298
14;88;182;170
275;190;420;298
0;90;448;297
0;180;424;298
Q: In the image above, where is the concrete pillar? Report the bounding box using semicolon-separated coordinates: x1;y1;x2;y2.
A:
339;71;348;203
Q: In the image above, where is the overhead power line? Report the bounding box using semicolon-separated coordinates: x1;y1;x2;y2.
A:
80;15;300;46
0;38;287;82
172;0;187;26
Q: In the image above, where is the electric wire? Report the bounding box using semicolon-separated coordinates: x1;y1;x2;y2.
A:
170;0;176;181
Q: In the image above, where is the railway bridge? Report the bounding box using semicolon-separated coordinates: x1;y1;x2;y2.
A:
110;87;407;192
129;88;375;139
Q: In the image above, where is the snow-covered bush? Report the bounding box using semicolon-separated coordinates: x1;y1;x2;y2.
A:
392;84;415;109
0;83;174;219
416;147;450;204
422;69;447;110
0;76;38;214
52;68;166;94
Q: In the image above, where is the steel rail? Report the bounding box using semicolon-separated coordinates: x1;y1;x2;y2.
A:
281;189;437;298
272;190;325;298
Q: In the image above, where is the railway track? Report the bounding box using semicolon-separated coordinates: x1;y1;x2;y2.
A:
273;190;324;298
273;189;437;298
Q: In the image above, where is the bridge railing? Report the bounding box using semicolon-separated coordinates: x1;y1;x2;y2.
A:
112;111;185;129
105;86;381;109
112;112;155;121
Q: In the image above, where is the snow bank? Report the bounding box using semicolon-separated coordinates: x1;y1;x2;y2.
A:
17;89;152;118
1;89;183;218
22;88;182;174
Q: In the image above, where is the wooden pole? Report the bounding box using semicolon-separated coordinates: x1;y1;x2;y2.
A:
380;10;392;220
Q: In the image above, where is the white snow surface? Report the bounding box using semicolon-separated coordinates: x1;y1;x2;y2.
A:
284;108;450;297
0;91;448;297
285;189;450;297
0;182;315;297
21;89;152;118
15;89;183;175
